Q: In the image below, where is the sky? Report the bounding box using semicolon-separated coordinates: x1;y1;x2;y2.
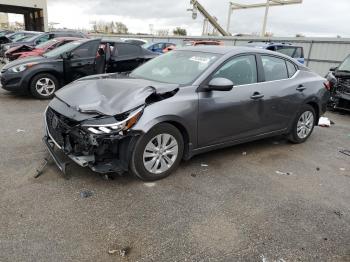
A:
12;0;350;37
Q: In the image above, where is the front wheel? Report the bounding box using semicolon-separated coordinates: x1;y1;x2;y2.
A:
130;123;184;181
29;73;59;99
288;104;316;144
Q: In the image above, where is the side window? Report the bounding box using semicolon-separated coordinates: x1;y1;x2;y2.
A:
71;41;99;58
213;55;257;86
261;56;288;81
286;60;297;77
276;46;296;57
293;47;303;58
36;34;50;45
115;43;140;56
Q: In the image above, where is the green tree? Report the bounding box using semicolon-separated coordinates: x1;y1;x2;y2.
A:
173;27;187;36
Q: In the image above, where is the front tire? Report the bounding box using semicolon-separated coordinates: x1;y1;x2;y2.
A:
130;123;184;181
29;73;59;99
288;104;316;144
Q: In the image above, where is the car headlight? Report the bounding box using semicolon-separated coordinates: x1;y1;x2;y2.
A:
82;107;143;134
8;63;37;73
3;45;10;51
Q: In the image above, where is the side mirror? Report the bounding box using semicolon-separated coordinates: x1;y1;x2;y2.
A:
330;66;338;72
61;52;73;60
206;78;234;91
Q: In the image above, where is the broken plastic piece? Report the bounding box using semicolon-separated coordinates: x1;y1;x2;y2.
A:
201;163;208;167
318;117;331;127
275;170;292;176
339;149;350;156
80;190;94;198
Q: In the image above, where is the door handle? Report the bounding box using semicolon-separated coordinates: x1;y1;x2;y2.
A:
296;84;306;91
251;92;264;100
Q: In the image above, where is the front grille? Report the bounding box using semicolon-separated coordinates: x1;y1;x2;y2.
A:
336;77;350;95
46;107;77;147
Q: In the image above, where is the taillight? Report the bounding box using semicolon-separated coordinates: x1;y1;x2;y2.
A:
323;81;331;91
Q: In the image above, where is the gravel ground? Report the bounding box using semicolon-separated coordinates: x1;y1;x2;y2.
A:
0;89;349;262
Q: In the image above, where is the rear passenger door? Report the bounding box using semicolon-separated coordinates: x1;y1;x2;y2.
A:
109;43;142;72
255;55;302;132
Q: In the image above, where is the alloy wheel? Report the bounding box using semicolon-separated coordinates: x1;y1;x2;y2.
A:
35;78;56;96
297;111;314;139
143;133;179;174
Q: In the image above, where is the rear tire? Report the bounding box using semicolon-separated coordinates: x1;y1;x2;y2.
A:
288;104;316;144
130;123;184;181
29;73;59;99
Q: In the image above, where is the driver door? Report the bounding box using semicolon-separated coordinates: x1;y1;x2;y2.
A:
64;39;100;83
197;54;265;147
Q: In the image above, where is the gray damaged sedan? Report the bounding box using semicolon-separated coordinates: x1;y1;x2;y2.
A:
43;46;330;180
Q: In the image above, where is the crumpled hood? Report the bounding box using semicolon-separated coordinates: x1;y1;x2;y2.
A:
54;76;179;116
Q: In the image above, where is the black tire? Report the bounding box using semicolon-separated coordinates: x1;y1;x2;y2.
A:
29;73;60;99
130;123;184;181
288;104;316;144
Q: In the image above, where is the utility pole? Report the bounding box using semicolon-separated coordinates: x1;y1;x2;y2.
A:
226;0;302;36
261;0;270;36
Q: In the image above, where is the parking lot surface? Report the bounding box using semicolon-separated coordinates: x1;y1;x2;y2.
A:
0;89;349;262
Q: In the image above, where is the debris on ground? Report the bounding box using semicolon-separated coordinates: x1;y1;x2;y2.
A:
144;182;156;187
108;247;130;257
340;168;346;171
339;149;350;156
33;158;49;178
334;211;343;218
272;141;280;145
316;167;320;171
318;117;331;127
80;190;94;198
191;173;197;177
201;163;208;167
242;151;247;156
16;129;26;133
275;170;293;176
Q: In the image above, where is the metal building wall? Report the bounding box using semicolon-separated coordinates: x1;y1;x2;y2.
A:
94;34;350;76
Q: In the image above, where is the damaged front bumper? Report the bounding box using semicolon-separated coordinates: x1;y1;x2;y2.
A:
43;107;142;174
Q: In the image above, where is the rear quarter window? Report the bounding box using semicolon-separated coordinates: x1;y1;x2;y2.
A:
286;61;297;77
115;43;140;57
261;56;289;81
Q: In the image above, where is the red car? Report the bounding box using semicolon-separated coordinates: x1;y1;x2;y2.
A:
4;37;81;62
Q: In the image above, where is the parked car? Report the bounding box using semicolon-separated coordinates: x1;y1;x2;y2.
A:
0;39;157;99
0;30;15;37
143;42;176;54
245;42;305;64
325;55;350;111
42;46;329;181
5;37;81;61
0;31;40;45
121;38;147;46
164;40;223;52
0;31;87;60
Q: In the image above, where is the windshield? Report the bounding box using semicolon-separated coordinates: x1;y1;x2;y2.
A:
130;50;220;84
338;55;350;72
43;41;83;58
13;35;35;43
142;43;153;49
36;39;58;49
18;34;40;43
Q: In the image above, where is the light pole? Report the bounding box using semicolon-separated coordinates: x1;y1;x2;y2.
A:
261;0;270;36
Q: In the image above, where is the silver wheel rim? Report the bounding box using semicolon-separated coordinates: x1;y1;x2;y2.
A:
35;78;55;96
297;111;314;139
143;133;179;174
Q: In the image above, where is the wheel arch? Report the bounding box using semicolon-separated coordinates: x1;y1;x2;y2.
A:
27;70;63;92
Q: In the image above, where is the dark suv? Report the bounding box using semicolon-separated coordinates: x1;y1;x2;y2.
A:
326;55;350;111
245;42;305;64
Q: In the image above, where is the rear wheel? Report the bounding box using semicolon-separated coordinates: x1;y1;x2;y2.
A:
29;73;59;99
288;104;316;144
130;123;184;181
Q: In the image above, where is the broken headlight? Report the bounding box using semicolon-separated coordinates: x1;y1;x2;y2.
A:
82;107;143;135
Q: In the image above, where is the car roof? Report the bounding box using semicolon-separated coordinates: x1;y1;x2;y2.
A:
245;41;301;48
175;45;300;60
51;36;82;41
